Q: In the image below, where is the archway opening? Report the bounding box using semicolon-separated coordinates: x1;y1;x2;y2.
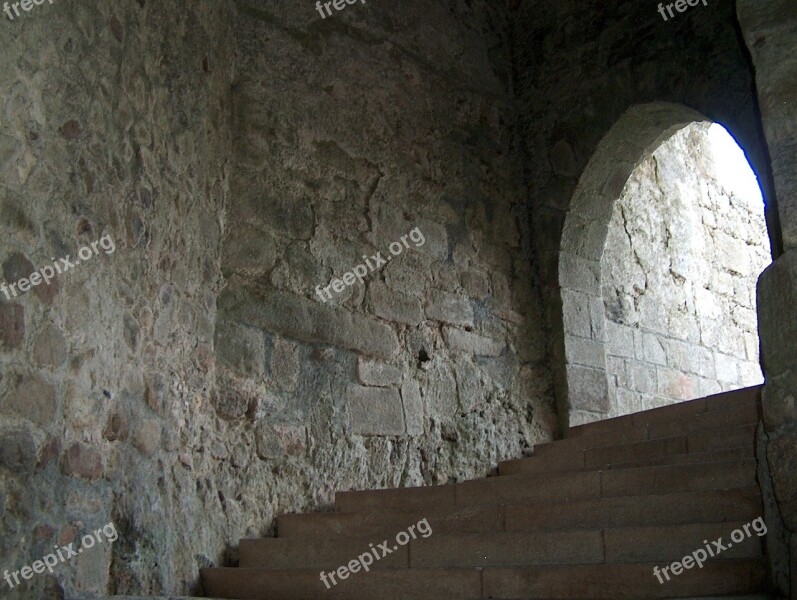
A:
557;103;773;430
600;122;770;419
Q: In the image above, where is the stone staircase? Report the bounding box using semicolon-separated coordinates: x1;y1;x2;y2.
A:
201;386;778;599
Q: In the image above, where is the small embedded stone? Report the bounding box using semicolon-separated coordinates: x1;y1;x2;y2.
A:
32;324;68;368
59;120;82;140
0;425;36;474
2;372;57;426
0;302;25;349
133;419;161;455
61;443;103;481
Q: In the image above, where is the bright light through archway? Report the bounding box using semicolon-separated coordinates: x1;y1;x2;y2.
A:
707;123;764;206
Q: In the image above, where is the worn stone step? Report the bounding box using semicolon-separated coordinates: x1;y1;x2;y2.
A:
603;521;764;563
505;488;763;532
455;469;599;507
335;459;756;512
335;469;602;512
201;560;767;599
585;434;688;468
278;505;504;538
529;414;756;466
502;444;754;476
648;401;761;440
537;397;759;459
248;530;608;570
567;386;760;439
239;536;409;569
482;559;767;599
411;530;604;567
462;459;756;507
687;423;758;453
599;459;757;498
500;424;755;476
595;445;755;471
280;488;761;539
201;567;482;600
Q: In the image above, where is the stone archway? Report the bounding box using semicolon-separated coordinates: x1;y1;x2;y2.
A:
557;102;759;428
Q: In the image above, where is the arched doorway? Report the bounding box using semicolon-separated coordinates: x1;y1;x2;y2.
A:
558;103;771;428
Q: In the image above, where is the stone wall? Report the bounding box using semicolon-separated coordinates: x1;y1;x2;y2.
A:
0;1;234;597
0;0;555;597
737;0;797;596
211;0;555;566
600;123;769;418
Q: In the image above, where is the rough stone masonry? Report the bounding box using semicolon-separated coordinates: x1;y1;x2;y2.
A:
0;0;795;598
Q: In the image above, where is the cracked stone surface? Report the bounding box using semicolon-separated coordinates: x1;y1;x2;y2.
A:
600;123;771;416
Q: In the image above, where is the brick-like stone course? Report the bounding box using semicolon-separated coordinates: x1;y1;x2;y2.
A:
347;385;405;436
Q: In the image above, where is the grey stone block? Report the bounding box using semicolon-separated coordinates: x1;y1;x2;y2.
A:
413;220;448;260
442;326;504;357
369;282;424;326
424;289;474;327
566;365;610;413
642;332;667;365
460;269;490;299
215;321;265;378
221;223;277;275
605;321;635;358
714;352;740;384
422;360;458;418
347;385;405;436
564;336;606;369
559;252;600;295
738;360;764;386
401;380;424;436
656;366;698;400
358;358;402;387
628;361;657;394
218;286;399;360
0;423;36;474
561;288;591;338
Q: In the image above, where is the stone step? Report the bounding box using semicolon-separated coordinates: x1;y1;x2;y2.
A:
648;401;760;440
598;458;756;498
421;522;761;567
200;559;767;599
567;386;760;439
280;488;761;539
460;459;756;508
501;443;754;476
335;459;756;512
504;488;763;532
241;529;605;569
499;423;757;476
201;567;482;600
602;521;764;563
483;559;767;599
278;505;505;538
535;398;759;458
605;445;755;470
239;535;409;569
